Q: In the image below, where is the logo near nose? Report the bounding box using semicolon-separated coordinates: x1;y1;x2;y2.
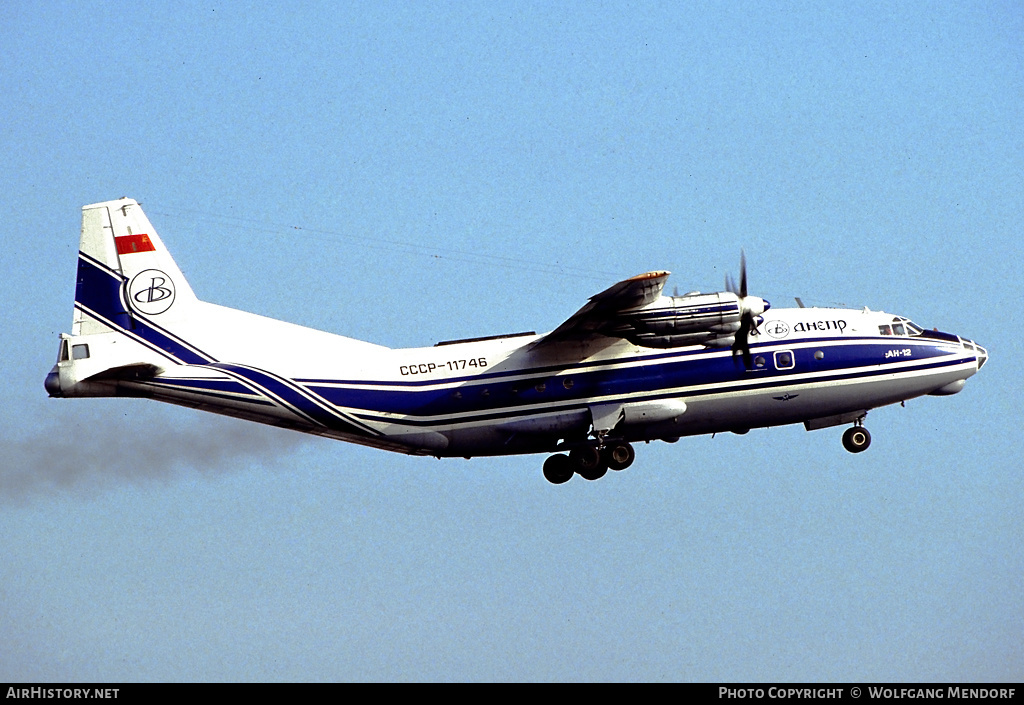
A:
764;320;790;339
128;269;175;315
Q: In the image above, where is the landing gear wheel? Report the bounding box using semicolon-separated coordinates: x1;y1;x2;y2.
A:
542;454;574;484
842;426;871;453
578;463;608;481
570;446;607;481
604;442;635;471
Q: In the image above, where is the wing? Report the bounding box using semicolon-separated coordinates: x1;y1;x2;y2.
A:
530;271;670;351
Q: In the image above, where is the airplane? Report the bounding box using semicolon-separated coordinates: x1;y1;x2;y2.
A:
46;198;988;484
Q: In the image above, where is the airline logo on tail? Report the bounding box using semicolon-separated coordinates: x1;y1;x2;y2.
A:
128;269;176;315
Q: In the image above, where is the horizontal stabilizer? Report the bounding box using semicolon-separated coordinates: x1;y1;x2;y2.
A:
85;363;162;382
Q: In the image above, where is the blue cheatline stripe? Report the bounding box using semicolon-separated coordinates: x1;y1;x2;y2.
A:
295;332;940;388
209;363;381;437
143;376;265;398
74;254;215;364
72;297;199;366
345;355;974;429
139;379;277;407
129;315;215;364
78;250;120;277
75;252;133;332
301;340;965;419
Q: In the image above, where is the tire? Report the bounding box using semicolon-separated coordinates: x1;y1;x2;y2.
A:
570;446;607;481
542;454;574;484
842;426;871;453
605;442;635;471
578;463;608;481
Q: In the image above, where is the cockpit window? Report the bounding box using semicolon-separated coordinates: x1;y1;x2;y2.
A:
882;320;923;336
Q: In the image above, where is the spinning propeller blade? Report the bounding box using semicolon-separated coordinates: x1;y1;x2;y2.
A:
726;250;768;369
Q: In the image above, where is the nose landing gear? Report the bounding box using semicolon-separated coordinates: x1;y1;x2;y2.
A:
842;424;871;453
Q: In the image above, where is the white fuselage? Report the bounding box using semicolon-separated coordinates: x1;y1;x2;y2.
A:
51;295;985;457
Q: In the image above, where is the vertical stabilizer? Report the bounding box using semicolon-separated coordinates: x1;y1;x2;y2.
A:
74;198;198;336
50;198;208;397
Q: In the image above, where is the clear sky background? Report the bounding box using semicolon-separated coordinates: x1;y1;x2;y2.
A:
2;1;1021;682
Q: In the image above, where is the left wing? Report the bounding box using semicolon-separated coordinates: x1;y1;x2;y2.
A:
530;271;670;350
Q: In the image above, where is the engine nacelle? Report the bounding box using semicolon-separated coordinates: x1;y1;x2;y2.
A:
612;290;770;349
614;292;740;348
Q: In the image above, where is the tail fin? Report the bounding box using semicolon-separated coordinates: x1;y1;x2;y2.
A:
47;198;203;397
74;197;198;336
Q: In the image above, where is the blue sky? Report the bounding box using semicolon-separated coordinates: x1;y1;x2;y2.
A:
2;1;1021;682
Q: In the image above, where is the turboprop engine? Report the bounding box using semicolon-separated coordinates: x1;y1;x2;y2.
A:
613;291;769;349
611;252;770;366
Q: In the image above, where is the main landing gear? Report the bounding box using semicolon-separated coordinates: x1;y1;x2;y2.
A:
842;424;871;453
542;441;636;484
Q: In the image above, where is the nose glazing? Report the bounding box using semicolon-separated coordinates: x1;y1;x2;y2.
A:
963;338;988;370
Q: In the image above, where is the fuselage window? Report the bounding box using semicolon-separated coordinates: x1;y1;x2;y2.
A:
72;344;90;360
753;355;766;369
774;350;794;370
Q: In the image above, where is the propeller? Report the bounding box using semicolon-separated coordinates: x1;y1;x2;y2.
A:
725;250;770;369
